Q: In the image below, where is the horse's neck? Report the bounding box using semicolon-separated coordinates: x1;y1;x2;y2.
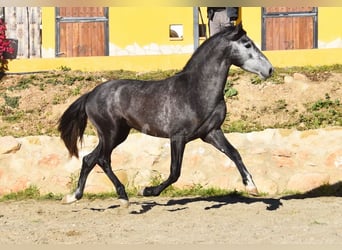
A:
184;47;231;95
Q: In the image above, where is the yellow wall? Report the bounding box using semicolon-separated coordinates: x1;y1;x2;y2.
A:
41;7;55;58
8;48;342;73
109;7;194;47
242;8;262;46
318;7;342;43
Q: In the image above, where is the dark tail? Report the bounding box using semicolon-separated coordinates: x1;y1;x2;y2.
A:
58;93;89;158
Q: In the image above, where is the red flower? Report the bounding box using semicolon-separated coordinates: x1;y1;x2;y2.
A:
1;18;15;74
0;19;14;60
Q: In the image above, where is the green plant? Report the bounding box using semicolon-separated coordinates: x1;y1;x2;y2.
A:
161;184;243;198
3;94;20;108
223;119;264;133
0;185;41;201
267;69;284;84
71;86;81;96
0;183;249;202
1;109;25;122
68;171;80;193
52;94;66;105
8;76;34;90
46;77;62;85
274;99;288;112
298;95;341;129
310;94;338;111
224;86;238;99
223;79;239;98
251;76;262;85
63;74;85;85
0;185;63;202
39;83;45;91
58;65;72;72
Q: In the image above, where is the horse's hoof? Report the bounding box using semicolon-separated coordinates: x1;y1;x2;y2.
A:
61;194;77;204
137;188;145;196
246;186;259;196
119;199;130;208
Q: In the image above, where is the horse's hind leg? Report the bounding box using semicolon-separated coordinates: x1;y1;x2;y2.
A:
97;155;129;207
202;129;259;195
97;127;130;207
62;145;101;204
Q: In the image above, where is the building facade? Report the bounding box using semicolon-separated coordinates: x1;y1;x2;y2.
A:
2;6;342;72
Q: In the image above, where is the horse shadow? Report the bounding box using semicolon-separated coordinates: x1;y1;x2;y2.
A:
281;181;342;200
129;181;342;214
84;182;342;214
129;193;282;215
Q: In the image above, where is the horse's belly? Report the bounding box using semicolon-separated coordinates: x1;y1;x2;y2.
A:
135;123;170;138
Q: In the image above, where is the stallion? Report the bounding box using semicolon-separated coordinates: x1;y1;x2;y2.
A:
58;24;273;207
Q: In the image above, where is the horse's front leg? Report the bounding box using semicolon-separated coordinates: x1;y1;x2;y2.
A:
140;136;186;196
202;129;259;195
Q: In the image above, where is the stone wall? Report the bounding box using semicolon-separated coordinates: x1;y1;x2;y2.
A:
0;128;341;196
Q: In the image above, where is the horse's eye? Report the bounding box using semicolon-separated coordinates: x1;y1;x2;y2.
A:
244;43;251;48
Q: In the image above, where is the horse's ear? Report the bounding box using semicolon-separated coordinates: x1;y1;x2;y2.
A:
236;22;243;32
236;22;245;32
229;22;246;41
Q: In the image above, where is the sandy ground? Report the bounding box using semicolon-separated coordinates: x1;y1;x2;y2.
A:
1;195;342;244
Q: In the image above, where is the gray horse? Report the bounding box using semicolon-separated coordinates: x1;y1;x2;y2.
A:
58;24;273;207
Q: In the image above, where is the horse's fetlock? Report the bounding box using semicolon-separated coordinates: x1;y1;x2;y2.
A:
75;190;83;200
142;186;158;197
117;186;128;200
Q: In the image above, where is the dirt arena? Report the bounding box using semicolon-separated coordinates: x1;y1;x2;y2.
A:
1;195;342;244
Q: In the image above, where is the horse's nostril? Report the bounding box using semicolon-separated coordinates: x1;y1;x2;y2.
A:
269;67;273;76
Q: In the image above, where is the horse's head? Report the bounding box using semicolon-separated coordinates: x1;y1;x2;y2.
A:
224;24;273;79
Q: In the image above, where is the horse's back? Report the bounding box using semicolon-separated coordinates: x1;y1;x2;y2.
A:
85;78;165;117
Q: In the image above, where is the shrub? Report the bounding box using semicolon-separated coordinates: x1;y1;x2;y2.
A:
0;19;15;75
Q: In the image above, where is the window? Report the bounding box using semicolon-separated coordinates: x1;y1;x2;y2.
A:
169;24;183;40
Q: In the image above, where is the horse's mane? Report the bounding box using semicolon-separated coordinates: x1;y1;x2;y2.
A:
182;24;246;71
